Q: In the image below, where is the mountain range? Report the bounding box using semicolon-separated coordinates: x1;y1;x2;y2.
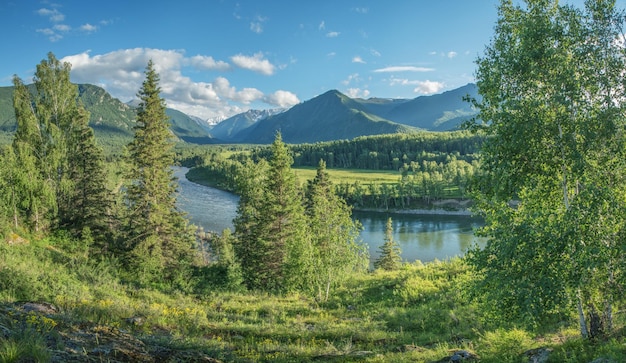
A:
0;83;479;145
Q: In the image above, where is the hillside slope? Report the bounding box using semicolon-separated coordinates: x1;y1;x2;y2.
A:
239;90;418;144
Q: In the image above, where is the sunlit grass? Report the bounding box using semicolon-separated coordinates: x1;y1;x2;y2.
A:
294;166;402;185
1;234;625;362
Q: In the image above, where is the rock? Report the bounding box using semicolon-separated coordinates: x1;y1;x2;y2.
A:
21;302;58;315
588;358;617;363
434;349;479;363
524;347;552;363
125;316;145;326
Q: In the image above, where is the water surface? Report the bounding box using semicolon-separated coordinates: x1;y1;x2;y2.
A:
174;167;484;263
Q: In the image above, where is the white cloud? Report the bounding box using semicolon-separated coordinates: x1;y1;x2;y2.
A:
60;48;292;120
37;8;65;22
342;73;360;86
36;28;62;42
346;88;370;98
374;66;434;73
353;7;369;14
230;52;276;75
319;21;325;30
326;31;340;38
250;15;267;34
53;24;71;32
388;77;445;94
263;90;300;107
352;56;365;64
188;55;231;71
80;23;97;32
413;80;445;94
447;51;458;59
370;48;381;57
36;7;67;41
250;22;263;33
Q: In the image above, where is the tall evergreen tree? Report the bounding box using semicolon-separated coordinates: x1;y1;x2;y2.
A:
232;158;269;290
305;159;368;301
233;133;312;292
61;106;112;248
374;217;402;271
123;60;197;285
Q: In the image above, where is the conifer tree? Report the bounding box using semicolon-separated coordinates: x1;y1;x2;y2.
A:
61;106;112;248
232;158;269;289
305;159;368;301
374;217;402;270
123;60;197;285
233;133;312;292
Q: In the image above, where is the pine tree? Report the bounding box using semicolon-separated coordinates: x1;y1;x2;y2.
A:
123;60;197;285
374;217;402;270
305;159;368;301
62;106;112;249
233;133;312;292
232;158;269;290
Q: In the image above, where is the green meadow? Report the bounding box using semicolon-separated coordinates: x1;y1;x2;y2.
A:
2;233;625;362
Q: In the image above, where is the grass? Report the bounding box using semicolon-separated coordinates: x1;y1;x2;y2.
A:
293;166;402;185
1;233;625;362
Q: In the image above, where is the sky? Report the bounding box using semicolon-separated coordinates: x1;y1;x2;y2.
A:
0;0;620;121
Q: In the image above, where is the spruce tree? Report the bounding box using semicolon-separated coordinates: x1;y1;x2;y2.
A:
232;159;269;290
374;217;402;271
123;60;197;285
305;159;368;301
62;106;112;248
233;133;312;292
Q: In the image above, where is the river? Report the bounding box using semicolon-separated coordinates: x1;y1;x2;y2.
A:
174;167;484;263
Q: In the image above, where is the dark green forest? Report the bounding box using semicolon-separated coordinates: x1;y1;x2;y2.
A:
181;132;481;210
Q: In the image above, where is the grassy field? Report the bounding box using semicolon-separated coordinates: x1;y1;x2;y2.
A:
293;166;402;185
1;233;625;362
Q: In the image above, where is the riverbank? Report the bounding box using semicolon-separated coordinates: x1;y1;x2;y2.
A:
184;168;475;216
355;207;473;216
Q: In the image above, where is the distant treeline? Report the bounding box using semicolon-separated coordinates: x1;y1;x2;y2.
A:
251;131;484;170
179;132;484;210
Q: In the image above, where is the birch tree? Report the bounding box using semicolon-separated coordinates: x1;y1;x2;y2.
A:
466;0;626;337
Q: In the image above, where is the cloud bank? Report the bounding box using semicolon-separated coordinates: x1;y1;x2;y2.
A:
61;48;299;120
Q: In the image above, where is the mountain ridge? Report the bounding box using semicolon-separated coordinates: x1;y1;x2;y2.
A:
0;83;479;145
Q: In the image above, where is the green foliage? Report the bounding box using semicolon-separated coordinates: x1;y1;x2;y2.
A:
477;328;535;363
5;53;114;239
0;329;50;363
233;133;312;292
467;0;626;338
305;159;369;301
2;236;626;362
374;217;402;271
185;133;480;210
121;60;198;287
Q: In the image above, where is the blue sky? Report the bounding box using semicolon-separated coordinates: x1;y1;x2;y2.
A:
0;0;619;121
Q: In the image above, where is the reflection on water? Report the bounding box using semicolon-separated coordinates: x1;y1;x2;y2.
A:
174;167;485;263
353;210;485;263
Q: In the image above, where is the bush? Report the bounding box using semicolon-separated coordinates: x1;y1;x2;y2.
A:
477;328;534;363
